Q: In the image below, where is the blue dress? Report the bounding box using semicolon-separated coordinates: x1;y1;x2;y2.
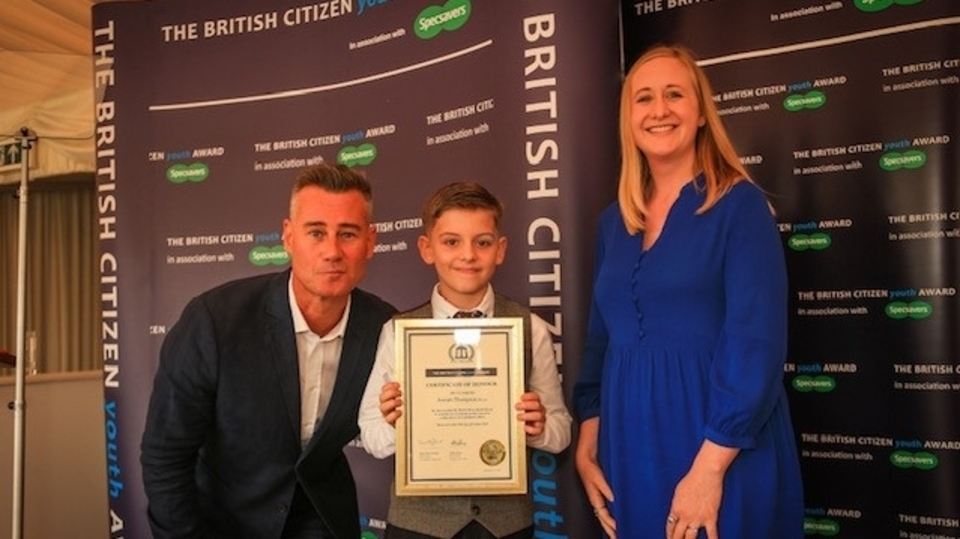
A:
574;178;803;538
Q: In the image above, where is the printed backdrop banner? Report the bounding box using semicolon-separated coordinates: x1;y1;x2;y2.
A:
93;1;620;537
622;1;959;537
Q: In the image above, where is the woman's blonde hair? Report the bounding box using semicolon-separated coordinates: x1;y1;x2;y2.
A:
617;45;753;234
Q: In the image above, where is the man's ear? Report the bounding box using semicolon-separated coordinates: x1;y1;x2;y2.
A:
365;224;377;260
281;219;292;252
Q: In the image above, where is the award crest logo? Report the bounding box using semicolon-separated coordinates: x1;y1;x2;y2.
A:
448;342;476;362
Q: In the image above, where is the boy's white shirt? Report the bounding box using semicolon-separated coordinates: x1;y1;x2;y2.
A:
358;283;572;459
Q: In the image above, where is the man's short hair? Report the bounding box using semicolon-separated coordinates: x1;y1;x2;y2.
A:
291;163;373;219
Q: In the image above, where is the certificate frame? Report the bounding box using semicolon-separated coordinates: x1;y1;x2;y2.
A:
394;317;526;496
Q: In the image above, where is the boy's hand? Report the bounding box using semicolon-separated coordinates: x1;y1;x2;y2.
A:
516;391;546;436
379;381;403;426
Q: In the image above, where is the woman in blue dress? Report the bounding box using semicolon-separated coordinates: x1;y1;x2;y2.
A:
573;45;804;539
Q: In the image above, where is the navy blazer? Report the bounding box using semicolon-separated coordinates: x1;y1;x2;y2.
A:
141;270;396;539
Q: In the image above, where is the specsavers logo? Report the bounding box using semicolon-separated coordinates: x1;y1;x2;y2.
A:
783;91;826;112
804;518;840;536
793;375;836;393
855;0;923;13
880;149;926;171
884;301;932;319
338;143;377;166
788;233;831;251
167;163;209;183
415;0;471;39
890;450;938;470
248;245;289;266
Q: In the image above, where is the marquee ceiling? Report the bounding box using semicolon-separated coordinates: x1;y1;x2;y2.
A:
0;0;135;183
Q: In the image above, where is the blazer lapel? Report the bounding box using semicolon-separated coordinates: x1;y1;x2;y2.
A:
265;271;302;441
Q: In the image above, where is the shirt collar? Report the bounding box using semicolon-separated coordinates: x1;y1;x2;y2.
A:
430;283;494;319
288;276;351;340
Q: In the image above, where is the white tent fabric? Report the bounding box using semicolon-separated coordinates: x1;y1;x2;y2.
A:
0;0;126;184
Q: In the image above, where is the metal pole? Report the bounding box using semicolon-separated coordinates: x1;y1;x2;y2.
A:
11;127;35;539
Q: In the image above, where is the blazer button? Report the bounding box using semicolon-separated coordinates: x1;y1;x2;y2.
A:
471;504;481;516
277;503;288;514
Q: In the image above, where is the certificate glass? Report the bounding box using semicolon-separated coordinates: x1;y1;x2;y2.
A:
394;317;526;496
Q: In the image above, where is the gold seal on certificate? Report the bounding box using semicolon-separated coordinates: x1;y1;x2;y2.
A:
394;317;526;496
480;440;506;466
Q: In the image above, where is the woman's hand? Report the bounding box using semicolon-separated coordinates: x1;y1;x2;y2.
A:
576;417;617;538
666;440;738;539
666;466;723;539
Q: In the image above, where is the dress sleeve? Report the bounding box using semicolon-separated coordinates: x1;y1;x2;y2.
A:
572;214;611;422
140;296;218;538
357;320;398;459
705;185;789;449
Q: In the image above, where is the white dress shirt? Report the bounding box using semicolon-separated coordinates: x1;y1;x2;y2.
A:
289;278;350;446
358;284;572;458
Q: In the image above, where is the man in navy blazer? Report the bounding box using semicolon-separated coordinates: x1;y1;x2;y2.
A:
141;164;396;538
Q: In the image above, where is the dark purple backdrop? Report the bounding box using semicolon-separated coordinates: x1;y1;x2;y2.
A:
94;1;620;537
622;1;960;536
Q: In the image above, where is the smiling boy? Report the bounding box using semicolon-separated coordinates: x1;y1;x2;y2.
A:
358;181;572;539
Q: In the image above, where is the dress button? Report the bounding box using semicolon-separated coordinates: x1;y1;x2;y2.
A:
638;330;645;338
471;504;481;516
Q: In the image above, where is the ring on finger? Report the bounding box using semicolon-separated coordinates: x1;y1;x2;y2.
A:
666;515;677;525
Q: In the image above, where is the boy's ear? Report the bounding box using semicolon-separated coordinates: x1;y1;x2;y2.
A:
417;235;435;265
495;235;507;265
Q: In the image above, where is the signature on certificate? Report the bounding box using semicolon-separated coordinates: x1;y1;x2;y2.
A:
418;437;443;446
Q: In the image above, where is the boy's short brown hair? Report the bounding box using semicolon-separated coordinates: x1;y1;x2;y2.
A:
421;181;503;235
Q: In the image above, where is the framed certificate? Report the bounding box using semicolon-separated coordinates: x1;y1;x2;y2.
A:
394;317;526;496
